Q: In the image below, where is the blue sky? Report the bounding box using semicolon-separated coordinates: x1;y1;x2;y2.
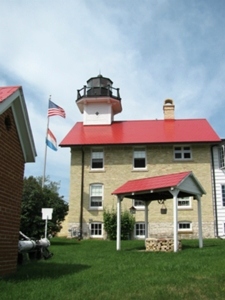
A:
1;0;225;201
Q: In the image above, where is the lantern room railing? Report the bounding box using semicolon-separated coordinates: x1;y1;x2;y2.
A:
76;85;121;101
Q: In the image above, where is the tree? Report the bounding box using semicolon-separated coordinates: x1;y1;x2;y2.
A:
20;176;68;239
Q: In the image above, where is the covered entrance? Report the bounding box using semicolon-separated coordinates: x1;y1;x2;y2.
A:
112;171;206;252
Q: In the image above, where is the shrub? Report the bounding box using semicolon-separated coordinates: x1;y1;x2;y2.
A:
103;208;135;240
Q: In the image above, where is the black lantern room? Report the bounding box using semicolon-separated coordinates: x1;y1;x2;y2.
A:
76;74;121;101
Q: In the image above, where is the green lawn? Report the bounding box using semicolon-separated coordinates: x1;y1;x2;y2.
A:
1;238;225;300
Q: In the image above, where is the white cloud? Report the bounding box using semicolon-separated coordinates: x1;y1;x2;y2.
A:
1;0;225;198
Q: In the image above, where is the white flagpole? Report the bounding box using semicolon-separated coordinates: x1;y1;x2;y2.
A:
42;95;51;188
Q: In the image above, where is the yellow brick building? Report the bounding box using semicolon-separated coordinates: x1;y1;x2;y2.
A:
60;75;221;240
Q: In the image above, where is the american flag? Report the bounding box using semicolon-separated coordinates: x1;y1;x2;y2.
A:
48;99;66;118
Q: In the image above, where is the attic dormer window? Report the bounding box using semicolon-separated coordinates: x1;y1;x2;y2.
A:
222;185;225;206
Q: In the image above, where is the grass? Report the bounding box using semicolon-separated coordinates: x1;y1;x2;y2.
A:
1;238;225;300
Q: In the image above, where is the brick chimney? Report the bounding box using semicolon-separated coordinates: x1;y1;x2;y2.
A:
163;99;175;120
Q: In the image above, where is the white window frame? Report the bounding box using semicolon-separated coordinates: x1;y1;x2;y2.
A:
219;145;225;169
178;221;192;232
90;222;103;238
133;148;147;169
177;197;192;209
89;183;103;209
221;184;225;207
174;145;192;160
134;222;145;238
133;199;145;210
91;148;104;170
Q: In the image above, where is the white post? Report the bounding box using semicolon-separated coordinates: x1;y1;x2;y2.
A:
45;217;48;239
171;189;179;252
196;195;203;248
145;201;149;238
42;208;53;239
116;196;122;250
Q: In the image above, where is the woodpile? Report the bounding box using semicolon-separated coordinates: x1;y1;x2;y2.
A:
145;238;182;252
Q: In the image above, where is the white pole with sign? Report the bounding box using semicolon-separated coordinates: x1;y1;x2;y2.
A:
42;208;53;238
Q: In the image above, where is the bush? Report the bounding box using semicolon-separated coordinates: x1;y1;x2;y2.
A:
103;208;135;240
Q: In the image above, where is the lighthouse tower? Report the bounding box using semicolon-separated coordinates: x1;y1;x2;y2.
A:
76;75;122;125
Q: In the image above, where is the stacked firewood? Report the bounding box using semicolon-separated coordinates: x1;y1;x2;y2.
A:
145;238;182;252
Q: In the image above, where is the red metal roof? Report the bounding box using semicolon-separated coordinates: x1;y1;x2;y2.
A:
0;86;20;103
60;119;221;146
112;171;191;195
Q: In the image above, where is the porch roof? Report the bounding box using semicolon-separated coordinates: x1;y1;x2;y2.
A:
112;171;206;201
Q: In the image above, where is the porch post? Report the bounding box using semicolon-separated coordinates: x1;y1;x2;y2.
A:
196;195;203;248
170;189;179;252
116;196;122;250
145;201;150;238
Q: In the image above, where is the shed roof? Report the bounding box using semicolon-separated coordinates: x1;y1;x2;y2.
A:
0;86;36;162
112;171;206;201
0;86;20;102
60;119;220;147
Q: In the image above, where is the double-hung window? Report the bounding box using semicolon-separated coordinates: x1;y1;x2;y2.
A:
133;148;146;169
91;149;104;169
135;223;145;238
219;146;225;169
178;197;192;209
221;185;225;207
174;146;192;160
90;184;103;208
133;199;145;210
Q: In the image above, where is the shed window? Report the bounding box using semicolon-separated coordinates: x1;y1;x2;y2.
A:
222;185;225;207
219;146;225;169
